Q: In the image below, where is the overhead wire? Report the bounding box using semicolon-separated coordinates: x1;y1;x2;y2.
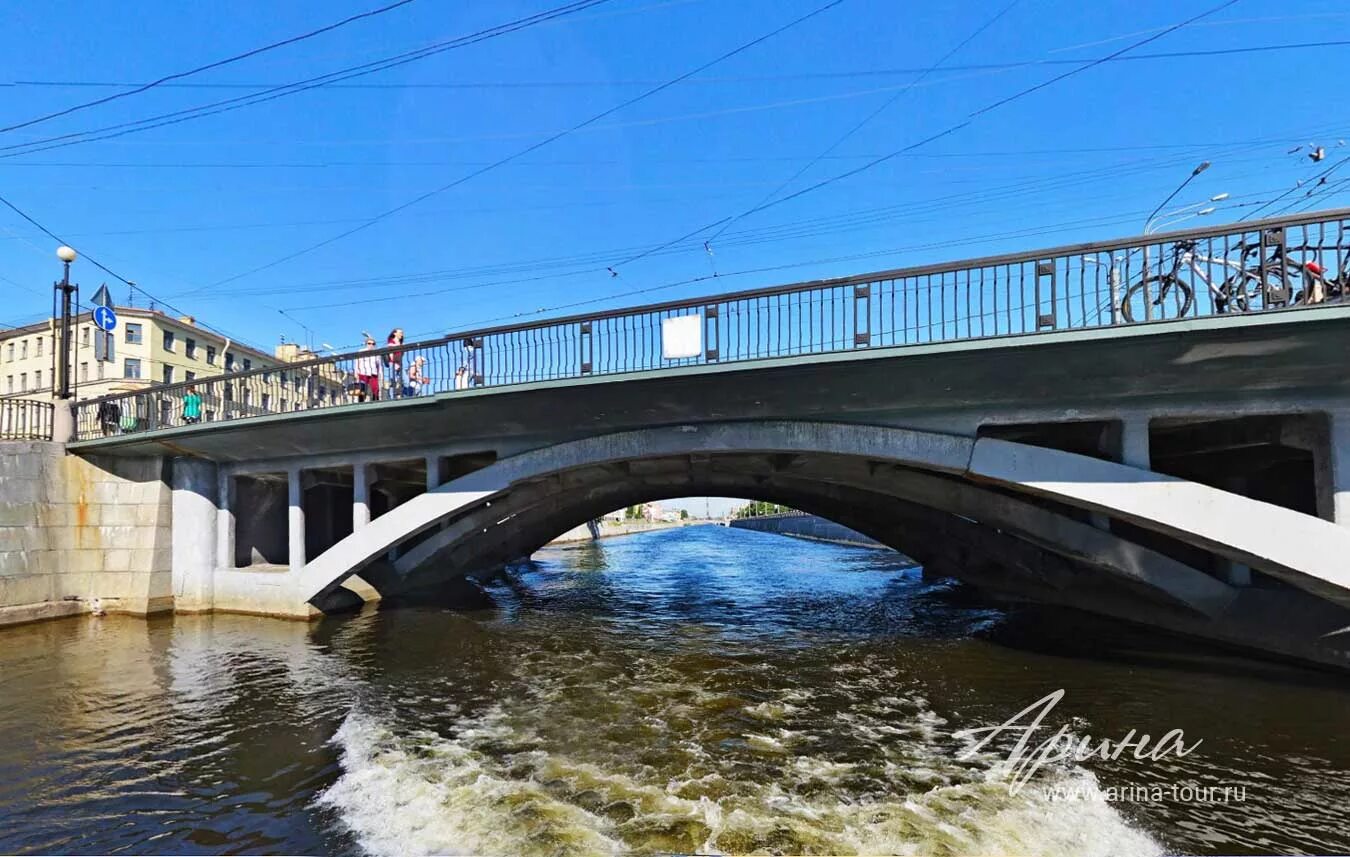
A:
606;0;1243;273
0;191;270;352
702;0;1023;250
182;0;852;294
0;0;418;134
0;0;614;159
10;38;1350;92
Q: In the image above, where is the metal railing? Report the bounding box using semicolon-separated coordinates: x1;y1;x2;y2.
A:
72;207;1350;442
1;397;54;441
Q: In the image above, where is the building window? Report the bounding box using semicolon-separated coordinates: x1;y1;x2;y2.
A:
242;358;252;372
163;330;175;352
225;351;236;371
262;370;271;383
205;410;215;422
97;361;105;380
79;362;88;382
5;375;11;393
294;401;302;411
19;340;27;360
4;343;11;362
185;370;195;382
185;338;196;359
81;327;91;347
125;323;143;344
242;387;251;406
35;337;43;357
34;370;42;390
261;392;271;411
280;398;289;411
19;372;27;391
124;358;141;379
163;365;174;384
223;382;233;401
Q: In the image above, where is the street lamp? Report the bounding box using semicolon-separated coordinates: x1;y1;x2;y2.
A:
1144;162;1212;234
1144;193;1229;234
54;246;78;400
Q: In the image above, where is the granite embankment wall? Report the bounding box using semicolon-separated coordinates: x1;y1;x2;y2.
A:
0;441;171;626
729;513;889;549
549;519;688;543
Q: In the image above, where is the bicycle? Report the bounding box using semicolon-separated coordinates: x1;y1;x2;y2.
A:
1119;239;1269;323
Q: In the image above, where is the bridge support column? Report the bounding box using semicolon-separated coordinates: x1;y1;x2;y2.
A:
1118;413;1151;470
172;458;218;612
288;467;306;572
353;463;371;531
1331;411;1350;528
426;455;445;491
216;470;235;570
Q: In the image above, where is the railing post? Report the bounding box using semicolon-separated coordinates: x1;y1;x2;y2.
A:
50;399;73;443
1035;260;1057;330
853;284;871;346
579;322;593;374
704;305;719;361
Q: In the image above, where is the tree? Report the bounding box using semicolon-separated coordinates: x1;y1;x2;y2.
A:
680;508;689;520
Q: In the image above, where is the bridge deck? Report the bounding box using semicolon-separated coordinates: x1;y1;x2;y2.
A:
69;306;1350;461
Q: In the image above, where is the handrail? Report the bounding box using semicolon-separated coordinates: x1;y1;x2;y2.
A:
0;398;54;441
72;206;1350;441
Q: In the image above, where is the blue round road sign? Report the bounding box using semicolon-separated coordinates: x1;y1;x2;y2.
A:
93;305;117;332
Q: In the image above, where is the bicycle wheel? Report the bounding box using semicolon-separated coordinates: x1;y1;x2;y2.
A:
1214;270;1265;313
1120;275;1193;323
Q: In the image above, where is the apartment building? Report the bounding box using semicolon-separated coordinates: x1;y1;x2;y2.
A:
1;307;288;402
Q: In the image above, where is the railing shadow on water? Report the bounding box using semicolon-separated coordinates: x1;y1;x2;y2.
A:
72;207;1350;441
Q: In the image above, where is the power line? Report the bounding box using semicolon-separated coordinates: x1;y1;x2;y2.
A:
188;0;851;293
0;0;614;159
176;141;1294;305
0;190;269;352
10;38;1350;91
608;0;1242;273
704;0;1022;247
0;0;418;134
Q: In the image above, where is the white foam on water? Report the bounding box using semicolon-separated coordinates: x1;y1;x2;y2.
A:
323;707;1163;857
318;711;624;857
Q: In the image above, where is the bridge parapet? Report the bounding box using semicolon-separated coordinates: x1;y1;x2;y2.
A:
72;208;1350;442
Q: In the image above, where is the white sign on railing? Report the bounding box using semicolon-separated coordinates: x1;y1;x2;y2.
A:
661;313;702;360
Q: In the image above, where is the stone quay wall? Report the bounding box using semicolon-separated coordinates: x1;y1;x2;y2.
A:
0;441;171;626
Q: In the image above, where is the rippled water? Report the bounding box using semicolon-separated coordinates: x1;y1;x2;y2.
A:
2;525;1349;855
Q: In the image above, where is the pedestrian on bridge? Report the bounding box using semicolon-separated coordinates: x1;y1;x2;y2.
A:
383;329;404;400
354;337;381;402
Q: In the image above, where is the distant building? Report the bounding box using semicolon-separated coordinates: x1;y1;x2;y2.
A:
0;307;289;402
0;309;353;431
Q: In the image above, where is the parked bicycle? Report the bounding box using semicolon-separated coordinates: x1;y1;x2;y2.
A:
1118;237;1344;323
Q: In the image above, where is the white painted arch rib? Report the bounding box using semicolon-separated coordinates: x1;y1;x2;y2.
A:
291;421;1350;612
293;422;973;604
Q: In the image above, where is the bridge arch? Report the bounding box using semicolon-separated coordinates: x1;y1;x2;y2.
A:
292;420;1350;622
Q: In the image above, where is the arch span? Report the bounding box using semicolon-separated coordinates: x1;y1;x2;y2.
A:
292;420;1350;616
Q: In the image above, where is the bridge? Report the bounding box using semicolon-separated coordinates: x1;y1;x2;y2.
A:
30;207;1350;669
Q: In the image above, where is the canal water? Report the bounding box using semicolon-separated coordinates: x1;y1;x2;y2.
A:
1;525;1349;856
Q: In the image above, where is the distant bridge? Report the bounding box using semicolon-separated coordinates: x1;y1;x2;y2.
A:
60;207;1350;669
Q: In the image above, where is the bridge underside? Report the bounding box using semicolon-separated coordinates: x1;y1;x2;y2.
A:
153;420;1350;670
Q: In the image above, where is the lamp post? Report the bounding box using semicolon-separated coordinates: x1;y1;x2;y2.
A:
1144;161;1212;233
54;245;78;400
1144;193;1229;234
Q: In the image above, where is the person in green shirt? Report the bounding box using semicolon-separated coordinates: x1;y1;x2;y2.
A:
182;386;203;424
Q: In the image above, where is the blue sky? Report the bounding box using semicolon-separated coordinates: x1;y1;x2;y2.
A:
2;0;1348;352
